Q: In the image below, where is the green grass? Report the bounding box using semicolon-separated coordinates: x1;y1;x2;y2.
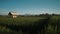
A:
0;16;60;34
0;16;46;25
0;16;47;34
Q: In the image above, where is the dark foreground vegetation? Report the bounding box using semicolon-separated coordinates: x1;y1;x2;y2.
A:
0;14;60;34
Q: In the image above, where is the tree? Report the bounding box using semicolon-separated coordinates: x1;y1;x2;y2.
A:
8;12;12;17
8;12;12;15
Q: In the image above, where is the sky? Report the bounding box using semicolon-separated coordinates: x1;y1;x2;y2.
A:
0;0;60;15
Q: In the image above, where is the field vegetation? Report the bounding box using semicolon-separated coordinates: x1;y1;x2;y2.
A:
0;15;60;34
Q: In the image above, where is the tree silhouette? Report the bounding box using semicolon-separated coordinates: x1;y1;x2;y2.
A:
8;12;12;15
8;12;12;17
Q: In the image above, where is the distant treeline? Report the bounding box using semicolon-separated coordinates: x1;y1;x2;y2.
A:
0;13;60;17
18;14;60;17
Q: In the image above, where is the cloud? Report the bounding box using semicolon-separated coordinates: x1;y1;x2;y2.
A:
0;8;60;15
0;8;8;15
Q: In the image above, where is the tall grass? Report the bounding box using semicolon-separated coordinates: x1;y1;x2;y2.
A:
0;16;60;34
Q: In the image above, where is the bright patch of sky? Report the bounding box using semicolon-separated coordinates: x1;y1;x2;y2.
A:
0;0;60;15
